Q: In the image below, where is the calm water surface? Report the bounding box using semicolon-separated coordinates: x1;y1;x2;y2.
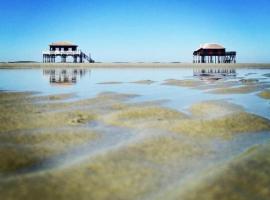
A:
1;67;270;118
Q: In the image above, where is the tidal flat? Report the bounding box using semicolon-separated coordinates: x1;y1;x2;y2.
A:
258;90;270;99
0;67;270;200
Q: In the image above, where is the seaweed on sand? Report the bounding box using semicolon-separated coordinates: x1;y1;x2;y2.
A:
170;112;270;137
0;128;98;147
0;92;100;173
0;145;56;173
0;91;138;134
126;135;207;164
103;101;270;138
0;153;161;200
97;81;123;84
0;128;98;173
0;91;37;102
103;106;187;127
36;93;76;101
131;80;156;85
0;104;97;133
189;101;243;119
162;79;204;87
171;101;270;137
0;91;144;174
163;142;270;200
209;82;270;94
209;85;258;94
0;134;207;200
0;91;270;200
240;78;259;84
258;90;270;99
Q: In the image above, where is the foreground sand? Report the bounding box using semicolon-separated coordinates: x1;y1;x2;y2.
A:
1;62;270;69
0;89;270;200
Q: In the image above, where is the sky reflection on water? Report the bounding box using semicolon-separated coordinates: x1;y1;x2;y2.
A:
0;67;269;119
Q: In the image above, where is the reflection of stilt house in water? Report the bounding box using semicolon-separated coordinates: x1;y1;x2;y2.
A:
193;68;236;79
42;41;95;63
193;44;236;63
43;69;89;86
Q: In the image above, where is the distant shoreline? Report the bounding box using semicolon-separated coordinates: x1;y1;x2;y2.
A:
1;62;270;69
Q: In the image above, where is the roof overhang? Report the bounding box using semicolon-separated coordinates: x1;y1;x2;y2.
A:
50;41;78;47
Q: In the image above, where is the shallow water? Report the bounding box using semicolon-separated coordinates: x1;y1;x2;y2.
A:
1;66;270;200
1;67;270;116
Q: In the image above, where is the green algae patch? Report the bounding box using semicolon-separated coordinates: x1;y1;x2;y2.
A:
189;101;243;119
0;128;98;147
240;78;259;84
131;80;156;85
1;90;270;199
0;92;75;106
209;85;258;94
0;106;97;133
0;91;139;134
194;80;240;91
0;134;206;200
0;129;98;173
102;99;270;138
258;90;270;99
104;106;187;128
0;91;37;102
67;111;97;125
0;145;163;200
0;145;55;173
163;79;203;88
170;112;270;137
73;92;138;107
96;91;138;100
162;79;239;90
69;92;139;115
127;135;206;164
116;106;184;120
109;102;129;111
0;96;97;133
35;92;138;115
97;81;123;84
0;91;102;173
38;93;76;101
165;143;270;200
209;82;270;94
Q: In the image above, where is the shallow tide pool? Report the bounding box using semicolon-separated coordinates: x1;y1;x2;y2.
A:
1;67;270;117
0;67;270;200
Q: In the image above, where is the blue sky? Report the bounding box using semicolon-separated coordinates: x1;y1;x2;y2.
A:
0;0;270;62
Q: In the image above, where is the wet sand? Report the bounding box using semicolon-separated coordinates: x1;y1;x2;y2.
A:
1;90;270;200
1;62;270;69
1;66;270;200
258;90;270;99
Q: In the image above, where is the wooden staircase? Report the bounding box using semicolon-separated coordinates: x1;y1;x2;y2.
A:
81;52;95;63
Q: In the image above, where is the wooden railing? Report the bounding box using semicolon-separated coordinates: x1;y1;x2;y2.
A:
42;50;82;55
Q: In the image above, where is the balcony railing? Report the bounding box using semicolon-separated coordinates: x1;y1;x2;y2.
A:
42;50;82;55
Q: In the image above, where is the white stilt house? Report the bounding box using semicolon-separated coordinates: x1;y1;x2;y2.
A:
42;41;94;63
